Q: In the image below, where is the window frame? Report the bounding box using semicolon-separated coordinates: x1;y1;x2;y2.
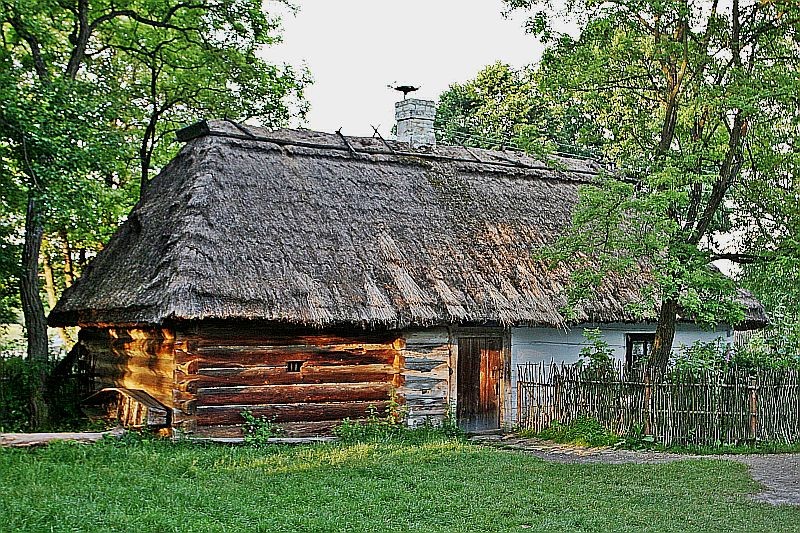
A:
625;332;656;369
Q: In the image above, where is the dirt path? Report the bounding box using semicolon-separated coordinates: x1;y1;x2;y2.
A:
470;435;800;506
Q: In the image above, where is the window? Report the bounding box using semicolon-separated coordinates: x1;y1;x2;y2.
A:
286;361;303;373
625;333;655;369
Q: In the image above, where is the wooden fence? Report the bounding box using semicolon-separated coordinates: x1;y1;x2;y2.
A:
517;361;800;446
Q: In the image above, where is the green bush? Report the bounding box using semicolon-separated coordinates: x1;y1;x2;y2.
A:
577;328;614;372
533;417;622;447
334;397;462;444
672;338;800;374
671;340;729;374
0;356;88;432
619;423;656;450
0;357;50;432
241;409;284;446
733;331;800;370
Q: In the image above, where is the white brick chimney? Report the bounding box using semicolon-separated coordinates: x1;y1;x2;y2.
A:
395;98;436;147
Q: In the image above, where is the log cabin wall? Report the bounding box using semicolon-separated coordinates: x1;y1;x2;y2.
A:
398;328;452;426
79;327;176;409
173;323;404;437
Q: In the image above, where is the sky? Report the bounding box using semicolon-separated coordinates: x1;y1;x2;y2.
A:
267;1;550;137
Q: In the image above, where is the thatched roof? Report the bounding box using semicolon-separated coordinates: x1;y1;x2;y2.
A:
49;120;766;330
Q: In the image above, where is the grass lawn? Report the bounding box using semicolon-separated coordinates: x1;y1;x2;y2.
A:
0;437;798;532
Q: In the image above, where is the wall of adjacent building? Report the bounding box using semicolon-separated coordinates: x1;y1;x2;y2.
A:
508;323;733;423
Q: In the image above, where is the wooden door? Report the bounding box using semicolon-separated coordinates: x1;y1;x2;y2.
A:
457;337;502;431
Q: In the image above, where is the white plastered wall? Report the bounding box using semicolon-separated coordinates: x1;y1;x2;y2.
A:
508;322;733;425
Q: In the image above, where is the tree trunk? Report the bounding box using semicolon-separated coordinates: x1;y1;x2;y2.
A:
59;230;74;287
648;297;679;375
42;247;57;310
139;111;158;199
140;153;150;198
20;194;50;429
21;194;48;361
42;245;74;349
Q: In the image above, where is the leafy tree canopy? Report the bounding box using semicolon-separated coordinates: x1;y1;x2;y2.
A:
497;0;800;369
435;61;604;158
0;0;309;360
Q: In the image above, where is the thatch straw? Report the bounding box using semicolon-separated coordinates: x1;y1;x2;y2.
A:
49;120;766;330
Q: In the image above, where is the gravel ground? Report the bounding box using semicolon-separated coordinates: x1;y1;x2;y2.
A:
470;435;800;506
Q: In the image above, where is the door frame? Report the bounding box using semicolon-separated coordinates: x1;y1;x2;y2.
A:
449;327;512;430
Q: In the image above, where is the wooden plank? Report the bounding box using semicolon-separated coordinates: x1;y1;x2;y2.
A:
402;390;448;402
192;420;341;438
404;372;447;390
399;328;452;426
175;363;398;390
179;325;399;347
197;382;392;406
171;326;406;435
175;348;398;368
90;366;174;407
84;388;169;428
80;327;173;343
404;357;448;372
91;357;175;377
402;328;449;344
80;326;176;408
0;428;127;448
197;401;390;425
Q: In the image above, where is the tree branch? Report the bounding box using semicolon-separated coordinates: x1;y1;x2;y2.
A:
710;253;769;264
6;13;49;80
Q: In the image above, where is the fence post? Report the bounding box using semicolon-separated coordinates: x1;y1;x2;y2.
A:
644;372;653;436
748;376;758;441
553;365;562;423
516;377;522;428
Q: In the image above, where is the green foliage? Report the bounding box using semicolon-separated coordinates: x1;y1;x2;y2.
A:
0;210;21;323
501;0;800;347
534;417;623;448
91;0;310;188
671;338;800;373
0;357;50;432
620;423;656;450
733;331;800;371
0;0;309;341
577;328;614;372
671;340;731;374
436;62;602;158
741;257;800;361
0;356;88;431
241;409;284;446
335;395;462;444
662;440;800;456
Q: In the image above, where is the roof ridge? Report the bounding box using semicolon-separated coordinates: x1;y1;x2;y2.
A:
176;120;603;179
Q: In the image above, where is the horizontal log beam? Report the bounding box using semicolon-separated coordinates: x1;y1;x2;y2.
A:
192;420;342;438
176;348;400;368
197;382;392;406
178;325;399;345
175;363;399;390
197;401;390;425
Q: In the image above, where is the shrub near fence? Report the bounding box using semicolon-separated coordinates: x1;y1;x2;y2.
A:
0;353;92;431
517;361;800;446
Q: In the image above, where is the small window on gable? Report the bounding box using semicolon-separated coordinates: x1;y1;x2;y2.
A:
626;333;655;369
286;361;303;373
